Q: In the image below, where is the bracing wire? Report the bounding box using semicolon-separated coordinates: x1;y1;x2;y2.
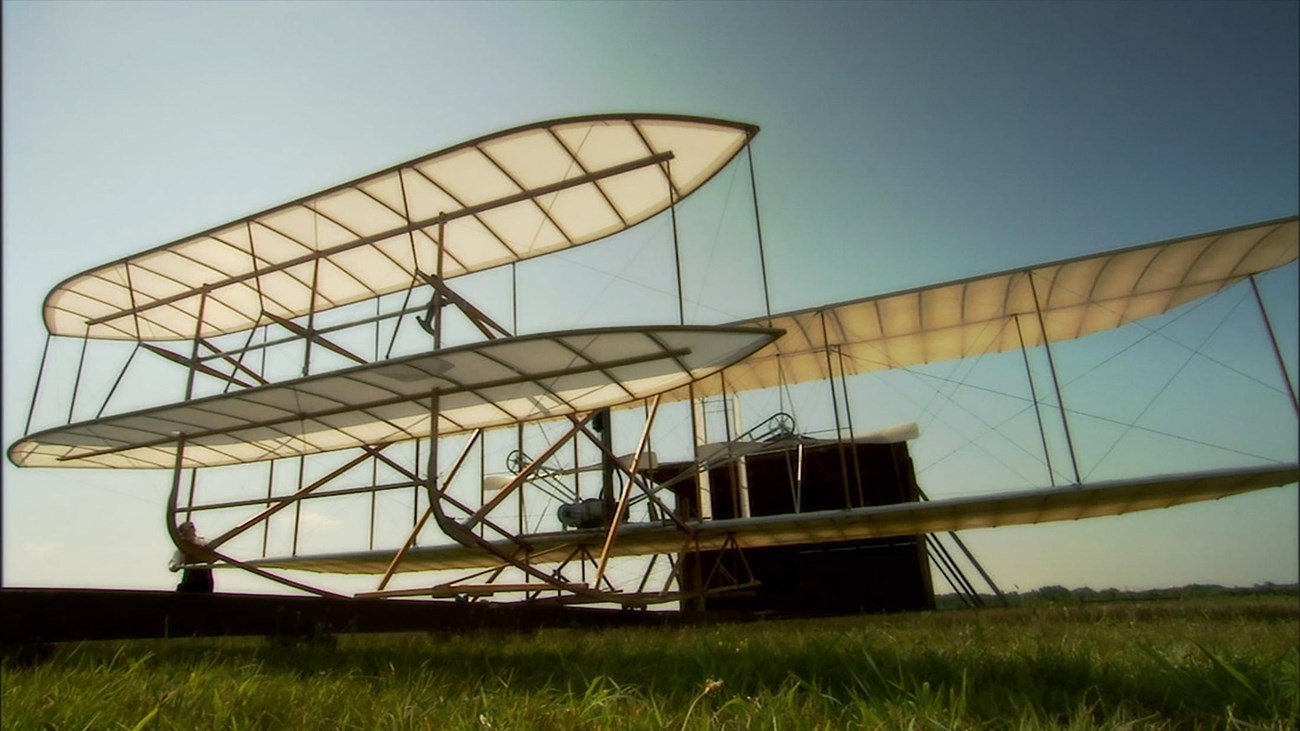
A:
536;171;757;327
1082;287;1251;481
688;161;741;322
834;313;1049;484
915;317;1014;434
558;215;673;324
1052;278;1286;396
838;334;1288;485
800;273;1292;487
96;341;142;418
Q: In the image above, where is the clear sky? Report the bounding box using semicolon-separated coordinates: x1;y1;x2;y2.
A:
3;0;1297;596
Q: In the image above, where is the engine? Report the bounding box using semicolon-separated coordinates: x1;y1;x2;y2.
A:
557;498;607;529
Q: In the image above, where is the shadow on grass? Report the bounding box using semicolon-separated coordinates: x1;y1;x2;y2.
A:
30;602;1289;728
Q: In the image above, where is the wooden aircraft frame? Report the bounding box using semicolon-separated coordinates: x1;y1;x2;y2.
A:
9;113;1300;608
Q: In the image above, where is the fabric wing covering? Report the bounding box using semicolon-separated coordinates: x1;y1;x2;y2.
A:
668;216;1298;401
247;463;1299;573
43;114;756;341
7;326;780;469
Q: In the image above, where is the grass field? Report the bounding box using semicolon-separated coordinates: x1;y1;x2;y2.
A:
3;598;1296;730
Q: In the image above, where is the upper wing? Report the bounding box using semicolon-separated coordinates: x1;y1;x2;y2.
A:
44;114;756;341
248;462;1298;574
676;216;1298;399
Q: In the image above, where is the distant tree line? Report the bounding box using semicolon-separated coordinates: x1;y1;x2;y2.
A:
935;582;1298;610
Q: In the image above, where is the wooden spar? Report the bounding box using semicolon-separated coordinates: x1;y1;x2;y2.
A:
301;246;321;376
1249;274;1299;415
1028;271;1082;485
23;334;52;436
377;425;481;591
183;288;209;400
1015;314;1057;486
66;336;89;423
746;142;773;321
593;395;662;587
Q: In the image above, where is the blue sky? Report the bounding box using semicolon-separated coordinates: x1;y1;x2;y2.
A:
3;1;1296;594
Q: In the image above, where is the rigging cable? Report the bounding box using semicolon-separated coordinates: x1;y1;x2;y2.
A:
689;160;740;322
840;347;1075;489
747;142;773;321
870;343;1288;481
96;341;142;419
1048;277;1285;400
23;333;53;435
840;309;1048;486
1082;287;1251;481
915;317;1013;435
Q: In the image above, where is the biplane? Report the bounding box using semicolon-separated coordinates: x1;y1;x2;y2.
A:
8;114;1298;611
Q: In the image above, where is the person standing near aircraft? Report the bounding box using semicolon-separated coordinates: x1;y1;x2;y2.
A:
168;521;216;593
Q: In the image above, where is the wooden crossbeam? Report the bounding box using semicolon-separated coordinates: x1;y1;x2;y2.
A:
142;343;255;389
197;337;269;385
416;272;511;340
265;313;367;365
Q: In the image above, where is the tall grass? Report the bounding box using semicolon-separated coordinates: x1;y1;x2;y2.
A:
3;598;1296;729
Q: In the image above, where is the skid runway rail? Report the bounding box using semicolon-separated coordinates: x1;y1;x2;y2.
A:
1;588;712;650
